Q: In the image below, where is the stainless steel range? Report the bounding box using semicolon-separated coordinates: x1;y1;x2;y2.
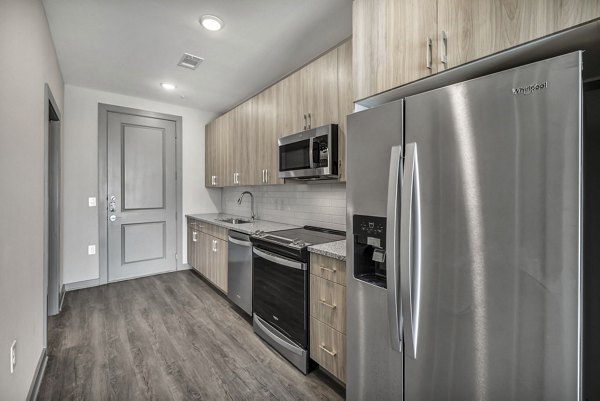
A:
250;226;345;374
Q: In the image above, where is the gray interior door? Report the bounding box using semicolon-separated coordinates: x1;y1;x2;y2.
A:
402;52;582;400
107;112;177;282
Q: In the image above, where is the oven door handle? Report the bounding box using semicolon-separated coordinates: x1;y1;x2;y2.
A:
253;247;307;270
254;315;304;356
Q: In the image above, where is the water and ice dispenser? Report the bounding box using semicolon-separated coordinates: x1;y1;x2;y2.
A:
352;214;387;288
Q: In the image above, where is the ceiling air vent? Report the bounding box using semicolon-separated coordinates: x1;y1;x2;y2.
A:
177;53;204;70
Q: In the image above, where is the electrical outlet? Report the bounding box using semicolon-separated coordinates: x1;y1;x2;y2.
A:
10;340;16;374
88;197;96;207
88;245;96;255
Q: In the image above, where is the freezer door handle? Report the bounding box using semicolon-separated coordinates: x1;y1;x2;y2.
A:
386;145;403;352
401;142;422;359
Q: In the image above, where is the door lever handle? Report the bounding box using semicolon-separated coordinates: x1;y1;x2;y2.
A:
109;215;122;222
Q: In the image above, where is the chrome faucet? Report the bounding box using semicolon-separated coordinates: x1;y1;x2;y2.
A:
237;191;256;220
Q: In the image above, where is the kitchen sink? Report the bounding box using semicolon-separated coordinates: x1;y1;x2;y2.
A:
217;217;253;224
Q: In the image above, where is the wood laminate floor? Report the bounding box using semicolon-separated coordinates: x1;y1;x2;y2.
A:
38;271;344;401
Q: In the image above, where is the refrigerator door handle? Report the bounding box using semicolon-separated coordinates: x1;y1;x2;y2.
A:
401;142;422;359
386;145;403;352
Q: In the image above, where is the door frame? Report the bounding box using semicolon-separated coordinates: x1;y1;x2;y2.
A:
43;83;62;348
98;103;183;284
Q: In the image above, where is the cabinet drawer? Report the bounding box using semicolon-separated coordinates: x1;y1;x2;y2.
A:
201;222;228;241
187;219;228;241
310;253;346;286
310;275;346;334
310;317;346;383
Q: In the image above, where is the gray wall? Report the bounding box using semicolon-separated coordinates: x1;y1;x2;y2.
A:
0;0;64;398
62;85;220;285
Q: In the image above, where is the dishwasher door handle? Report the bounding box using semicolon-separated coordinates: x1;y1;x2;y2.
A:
228;236;252;247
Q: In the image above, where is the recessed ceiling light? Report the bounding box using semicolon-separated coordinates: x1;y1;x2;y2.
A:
199;15;223;31
160;82;176;90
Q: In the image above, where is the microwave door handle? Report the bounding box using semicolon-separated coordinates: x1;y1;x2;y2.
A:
386;145;403;352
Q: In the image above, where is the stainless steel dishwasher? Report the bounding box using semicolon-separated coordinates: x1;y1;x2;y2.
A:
227;231;253;316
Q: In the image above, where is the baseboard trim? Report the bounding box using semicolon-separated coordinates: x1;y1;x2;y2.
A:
59;284;66;311
27;348;47;401
64;278;100;291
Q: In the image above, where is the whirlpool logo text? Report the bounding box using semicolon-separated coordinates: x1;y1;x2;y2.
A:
512;81;548;95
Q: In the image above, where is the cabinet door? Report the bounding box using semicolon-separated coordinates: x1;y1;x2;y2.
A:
353;0;438;101
213;238;228;293
302;48;338;129
257;83;284;185
337;40;352;182
217;112;234;187
438;0;550;70
196;231;208;276
187;226;196;268
553;1;600;32
205;121;216;187
437;0;600;71
281;70;305;137
233;98;258;186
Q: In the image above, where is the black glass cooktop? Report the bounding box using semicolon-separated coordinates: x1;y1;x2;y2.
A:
253;226;345;249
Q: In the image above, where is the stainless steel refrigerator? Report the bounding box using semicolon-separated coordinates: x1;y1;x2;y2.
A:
346;51;585;400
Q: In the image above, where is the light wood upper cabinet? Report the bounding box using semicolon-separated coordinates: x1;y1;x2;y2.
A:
303;48;339;129
352;0;438;101
337;39;353;183
257;82;284;185
353;0;600;100
205;42;350;188
205;120;217;187
281;70;305;137
232;98;258;186
436;0;588;70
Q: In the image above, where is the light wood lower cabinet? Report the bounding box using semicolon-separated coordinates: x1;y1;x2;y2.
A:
187;220;228;293
310;317;346;383
310;253;347;383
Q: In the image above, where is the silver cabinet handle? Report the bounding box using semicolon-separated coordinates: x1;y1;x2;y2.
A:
192;231;197;242
426;37;433;70
264;169;268;184
319;265;336;273
308;113;312;129
263;169;266;183
386;145;403;352
401;142;422;359
303;114;307;130
212;239;218;252
440;31;448;67
319;344;337;357
319;299;336;309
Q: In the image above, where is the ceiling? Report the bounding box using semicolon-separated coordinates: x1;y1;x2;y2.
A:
42;0;352;113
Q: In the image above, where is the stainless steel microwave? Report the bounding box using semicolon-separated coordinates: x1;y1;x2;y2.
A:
278;124;338;180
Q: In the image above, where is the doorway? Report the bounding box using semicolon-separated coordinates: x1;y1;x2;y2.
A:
98;104;183;283
44;84;62;348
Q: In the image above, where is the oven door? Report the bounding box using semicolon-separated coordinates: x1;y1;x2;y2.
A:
252;246;308;347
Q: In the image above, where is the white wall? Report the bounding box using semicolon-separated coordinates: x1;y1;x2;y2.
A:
0;0;64;398
62;84;220;285
222;183;347;231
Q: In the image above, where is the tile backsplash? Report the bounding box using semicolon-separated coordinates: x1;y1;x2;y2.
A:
221;183;347;232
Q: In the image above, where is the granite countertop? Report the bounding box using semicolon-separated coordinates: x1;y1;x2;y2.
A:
186;213;299;235
308;239;346;261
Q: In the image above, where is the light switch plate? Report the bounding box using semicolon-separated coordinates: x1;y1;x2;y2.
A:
88;197;96;207
88;245;96;255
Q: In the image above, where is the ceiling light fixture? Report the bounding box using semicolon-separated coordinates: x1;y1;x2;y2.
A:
199;14;223;31
160;82;176;90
